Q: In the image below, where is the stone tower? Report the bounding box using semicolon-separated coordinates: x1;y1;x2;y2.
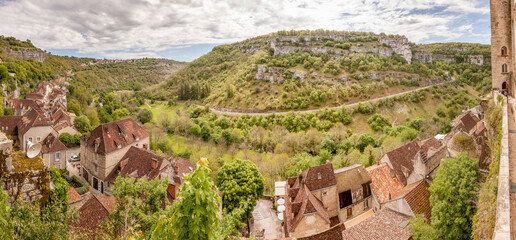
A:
491;0;514;95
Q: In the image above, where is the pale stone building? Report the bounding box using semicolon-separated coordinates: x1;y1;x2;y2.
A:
80;118;149;194
283;162;372;238
491;0;514;95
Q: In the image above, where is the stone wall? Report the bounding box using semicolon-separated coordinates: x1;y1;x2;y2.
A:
493;93;510;240
290;212;331;238
490;0;513;93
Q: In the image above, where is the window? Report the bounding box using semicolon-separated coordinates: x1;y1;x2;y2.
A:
347;208;353;219
55;152;60;160
94;163;98;172
117;144;121;149
339;190;353;209
135;136;140;141
317;172;322;179
28;137;33;142
37;137;41;142
362;183;371;198
322;191;327;196
502;46;508;57
502;64;508;73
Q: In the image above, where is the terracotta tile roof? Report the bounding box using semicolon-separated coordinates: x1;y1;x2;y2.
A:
341;208;412;240
420;137;442;155
6;99;42;113
17;109;53;136
67;187;83;204
82;118;148;154
0;115;22;136
286;184;330;232
366;163;404;203
76;194;115;232
297;223;344;240
106;146;167;183
384;139;420;186
392;180;432;222
455;111;479;133
40;133;67;153
289;162;337;191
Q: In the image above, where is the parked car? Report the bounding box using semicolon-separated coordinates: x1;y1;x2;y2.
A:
69;155;80;162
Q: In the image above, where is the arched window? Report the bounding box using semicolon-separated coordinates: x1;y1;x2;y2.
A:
502;63;508;73
502;46;508;57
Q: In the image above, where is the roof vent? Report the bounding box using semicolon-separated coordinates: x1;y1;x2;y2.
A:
317;172;322;179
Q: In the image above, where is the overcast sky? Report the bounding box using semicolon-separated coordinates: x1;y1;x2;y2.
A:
0;0;490;62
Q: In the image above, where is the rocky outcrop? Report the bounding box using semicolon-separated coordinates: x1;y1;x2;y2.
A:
379;37;413;64
412;51;455;64
466;55;484;66
6;48;46;62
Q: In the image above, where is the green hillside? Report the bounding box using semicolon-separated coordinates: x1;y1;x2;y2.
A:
0;36;186;104
151;30;491;111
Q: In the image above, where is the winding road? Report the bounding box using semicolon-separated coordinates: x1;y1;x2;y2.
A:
196;81;454;116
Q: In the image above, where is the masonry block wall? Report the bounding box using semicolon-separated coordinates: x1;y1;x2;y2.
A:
491;0;514;95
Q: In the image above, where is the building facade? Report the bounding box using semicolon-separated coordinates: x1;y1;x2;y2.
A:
80;118;149;194
491;0;514;95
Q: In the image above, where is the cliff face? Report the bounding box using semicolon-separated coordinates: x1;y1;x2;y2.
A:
412;50;485;65
379;37;413;64
6;48;46;62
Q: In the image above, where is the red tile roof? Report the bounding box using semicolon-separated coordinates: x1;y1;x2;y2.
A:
0;115;22;136
6;99;42;113
17;109;53;136
76;195;115;232
82;118;148;154
297;223;344;240
67;187;83;204
106;146;167;183
289;162;337;191
393;180;432;222
366;163;404;203
455;111;479;133
384;139;420;186
40;133;67;153
341;208;412;240
286;184;330;232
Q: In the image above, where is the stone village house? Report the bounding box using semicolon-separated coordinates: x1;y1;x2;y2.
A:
80;118;149;194
282;162;372;238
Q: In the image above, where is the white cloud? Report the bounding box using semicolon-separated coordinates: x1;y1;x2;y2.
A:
0;0;489;59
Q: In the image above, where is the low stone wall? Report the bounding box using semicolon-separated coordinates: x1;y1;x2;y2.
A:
493;93;510;240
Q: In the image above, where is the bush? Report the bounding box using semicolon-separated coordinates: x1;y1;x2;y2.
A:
176;150;192;159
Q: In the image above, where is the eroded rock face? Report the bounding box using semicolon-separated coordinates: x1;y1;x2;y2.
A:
379;37;413;64
7;49;46;62
466;55;484;66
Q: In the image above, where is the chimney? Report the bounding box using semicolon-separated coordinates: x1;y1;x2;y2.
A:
151;158;158;169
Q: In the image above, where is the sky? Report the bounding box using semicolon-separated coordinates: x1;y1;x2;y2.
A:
0;0;490;62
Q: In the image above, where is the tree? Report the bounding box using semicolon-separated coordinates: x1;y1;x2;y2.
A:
429;153;479;239
98;108;113;123
3;108;13;116
409;214;440;240
67;99;82;116
216;159;265;221
138;109;153;124
167;158;221;240
74;115;91;133
0;65;9;82
105;177;168;238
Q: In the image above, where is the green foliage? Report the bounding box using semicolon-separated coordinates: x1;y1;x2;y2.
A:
106;177;169;238
58;133;81;146
429;153;479;239
73;115;91;133
217;159;265;221
409;214;440;240
0;65;9;82
367;114;391;131
169;159;221;240
138;109;153;124
67;99;82;116
156;138;172;154
3;108;13;116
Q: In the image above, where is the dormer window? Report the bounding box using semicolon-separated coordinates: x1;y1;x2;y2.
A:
317;172;322;179
117;144;121;149
502;46;508;57
106;131;110;136
135;136;140;141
